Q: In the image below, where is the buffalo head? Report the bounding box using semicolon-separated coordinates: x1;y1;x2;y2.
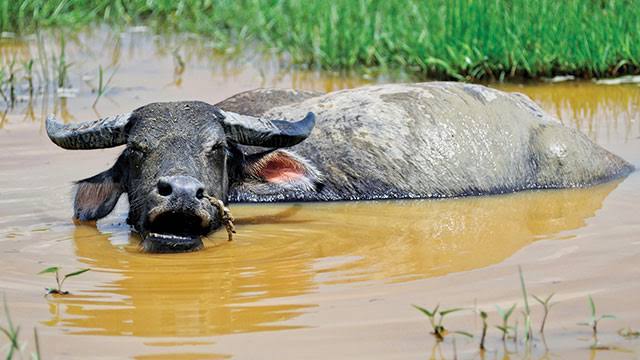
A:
47;101;320;252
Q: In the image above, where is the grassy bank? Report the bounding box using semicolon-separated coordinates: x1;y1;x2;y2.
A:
1;0;640;81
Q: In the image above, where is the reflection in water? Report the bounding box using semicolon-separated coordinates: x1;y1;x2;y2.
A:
42;182;617;337
43;224;315;336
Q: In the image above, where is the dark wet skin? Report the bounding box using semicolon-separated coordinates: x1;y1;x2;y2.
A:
48;100;319;253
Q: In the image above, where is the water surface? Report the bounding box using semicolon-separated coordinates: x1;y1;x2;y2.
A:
0;28;639;359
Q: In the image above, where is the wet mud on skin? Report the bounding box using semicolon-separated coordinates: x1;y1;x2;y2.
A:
1;28;640;359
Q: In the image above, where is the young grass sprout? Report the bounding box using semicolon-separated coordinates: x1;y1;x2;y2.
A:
172;49;185;75
33;328;41;360
532;292;555;335
93;65;118;107
38;267;90;295
54;35;72;90
1;295;43;360
495;304;516;341
1;296;20;359
518;266;532;342
23;59;34;96
479;310;488;350
577;295;615;348
6;57;17;106
0;69;8;104
413;304;471;342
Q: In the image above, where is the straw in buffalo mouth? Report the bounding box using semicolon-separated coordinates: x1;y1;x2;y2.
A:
203;194;236;241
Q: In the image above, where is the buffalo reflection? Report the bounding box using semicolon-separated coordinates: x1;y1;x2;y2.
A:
44;181;618;337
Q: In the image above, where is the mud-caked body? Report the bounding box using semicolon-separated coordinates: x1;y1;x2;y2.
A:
218;83;633;202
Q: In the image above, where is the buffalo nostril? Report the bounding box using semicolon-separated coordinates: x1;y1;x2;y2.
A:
158;180;173;197
196;187;204;200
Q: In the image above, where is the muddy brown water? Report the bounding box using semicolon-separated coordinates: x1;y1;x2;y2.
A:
1;29;639;359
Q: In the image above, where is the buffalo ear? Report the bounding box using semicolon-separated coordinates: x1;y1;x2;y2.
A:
74;167;123;221
233;149;323;193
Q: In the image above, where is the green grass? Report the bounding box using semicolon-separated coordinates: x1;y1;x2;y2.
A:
1;295;43;360
413;268;631;355
1;0;640;81
518;265;532;342
532;292;555;335
495;303;516;341
578;295;616;348
38;266;90;295
413;304;471;342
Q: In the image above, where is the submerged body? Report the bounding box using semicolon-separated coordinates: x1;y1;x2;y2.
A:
219;83;633;202
47;82;633;252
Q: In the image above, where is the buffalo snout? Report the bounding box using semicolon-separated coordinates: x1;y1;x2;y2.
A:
157;175;206;201
141;175;215;253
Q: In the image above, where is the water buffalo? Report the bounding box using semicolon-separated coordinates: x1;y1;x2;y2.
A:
47;82;633;252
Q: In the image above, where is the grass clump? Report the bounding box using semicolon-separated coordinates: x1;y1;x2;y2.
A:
38;266;90;295
1;0;640;81
413;268;635;354
0;31;79;107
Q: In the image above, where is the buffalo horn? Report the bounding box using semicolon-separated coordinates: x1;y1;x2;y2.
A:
219;110;316;148
46;113;132;150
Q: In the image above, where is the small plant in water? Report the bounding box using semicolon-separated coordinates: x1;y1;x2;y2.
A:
532;292;555;334
93;65;118;107
496;303;517;340
0;68;8;104
1;296;20;359
54;35;72;89
413;304;471;341
1;295;43;360
518;266;533;341
578;295;615;347
38;267;90;295
23;59;34;96
479;310;488;350
172;48;185;75
3;57;18;107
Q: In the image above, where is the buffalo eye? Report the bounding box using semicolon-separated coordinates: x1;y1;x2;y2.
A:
128;141;150;156
127;146;147;160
